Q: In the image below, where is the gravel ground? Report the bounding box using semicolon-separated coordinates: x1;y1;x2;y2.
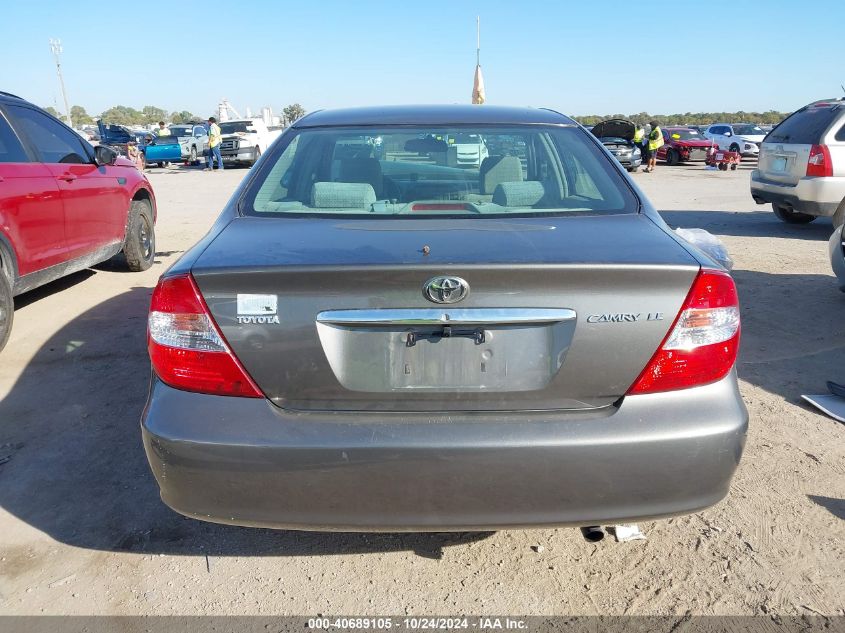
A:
0;161;842;616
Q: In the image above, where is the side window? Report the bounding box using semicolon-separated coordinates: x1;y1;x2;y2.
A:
194;126;205;136
6;105;89;164
252;135;301;211
0;113;28;163
835;124;845;142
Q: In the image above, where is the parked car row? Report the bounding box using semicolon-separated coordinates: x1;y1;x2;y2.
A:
589;120;771;169
0;91;157;351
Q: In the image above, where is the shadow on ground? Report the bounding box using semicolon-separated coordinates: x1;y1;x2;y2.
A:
731;269;845;402
660;209;837;241
13;270;96;309
0;286;490;558
808;495;845;520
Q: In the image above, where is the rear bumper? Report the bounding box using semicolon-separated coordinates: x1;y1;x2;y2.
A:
141;373;747;531
613;155;642;168
750;172;845;216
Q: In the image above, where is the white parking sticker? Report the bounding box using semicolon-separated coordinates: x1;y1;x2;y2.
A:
236;294;280;324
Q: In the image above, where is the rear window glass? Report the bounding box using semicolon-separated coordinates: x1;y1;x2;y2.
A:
766;105;843;144
245;125;637;218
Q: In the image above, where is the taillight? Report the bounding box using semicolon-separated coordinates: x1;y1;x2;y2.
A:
627;269;740;395
147;274;263;398
806;144;833;177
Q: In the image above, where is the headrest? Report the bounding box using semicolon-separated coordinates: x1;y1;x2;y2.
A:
340;158;383;197
311;182;376;209
492;181;546;208
480;155;523;194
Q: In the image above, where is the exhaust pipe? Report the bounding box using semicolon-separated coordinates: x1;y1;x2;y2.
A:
580;526;605;542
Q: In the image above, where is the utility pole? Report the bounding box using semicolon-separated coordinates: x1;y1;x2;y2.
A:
49;39;72;127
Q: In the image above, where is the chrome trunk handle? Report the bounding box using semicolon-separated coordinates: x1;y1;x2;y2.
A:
316;308;576;326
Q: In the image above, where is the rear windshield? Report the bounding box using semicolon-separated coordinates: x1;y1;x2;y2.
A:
244;125;637;218
766;105;844;144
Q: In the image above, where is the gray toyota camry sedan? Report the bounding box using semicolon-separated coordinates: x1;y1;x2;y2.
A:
142;105;747;531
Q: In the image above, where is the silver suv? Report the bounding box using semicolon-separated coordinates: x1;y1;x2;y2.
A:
751;99;845;226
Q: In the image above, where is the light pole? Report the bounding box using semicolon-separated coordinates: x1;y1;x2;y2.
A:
49;39;72;127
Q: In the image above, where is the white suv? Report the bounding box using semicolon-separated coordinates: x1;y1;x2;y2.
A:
706;123;766;157
750;99;845;226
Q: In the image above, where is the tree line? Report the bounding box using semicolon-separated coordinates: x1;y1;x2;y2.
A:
573;110;791;127
43;103;308;127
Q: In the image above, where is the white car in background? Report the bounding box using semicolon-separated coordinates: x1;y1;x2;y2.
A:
447;132;489;167
169;124;209;165
706;123;767;157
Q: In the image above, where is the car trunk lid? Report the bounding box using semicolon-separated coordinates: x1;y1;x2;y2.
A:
191;214;700;412
757;142;812;185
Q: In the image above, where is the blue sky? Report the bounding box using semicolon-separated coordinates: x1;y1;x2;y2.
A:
2;0;843;120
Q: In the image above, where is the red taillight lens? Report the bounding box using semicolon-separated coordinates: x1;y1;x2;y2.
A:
627;269;740;395
806;144;832;177
147;274;263;398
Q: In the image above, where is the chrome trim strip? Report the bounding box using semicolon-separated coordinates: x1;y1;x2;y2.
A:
316;308;576;326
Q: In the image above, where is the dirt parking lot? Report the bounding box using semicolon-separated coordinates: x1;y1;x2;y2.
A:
0;161;843;616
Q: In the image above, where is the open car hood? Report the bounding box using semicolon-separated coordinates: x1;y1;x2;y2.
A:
590;119;636;142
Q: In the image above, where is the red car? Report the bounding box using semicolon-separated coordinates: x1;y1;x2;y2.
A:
657;126;715;165
0;91;156;352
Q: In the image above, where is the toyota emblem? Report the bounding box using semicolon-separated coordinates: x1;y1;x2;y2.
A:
423;276;470;304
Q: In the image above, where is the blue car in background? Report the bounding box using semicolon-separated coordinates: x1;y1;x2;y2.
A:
142;134;182;167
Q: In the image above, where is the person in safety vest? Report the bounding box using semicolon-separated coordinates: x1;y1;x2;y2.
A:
156;121;171;137
644;120;664;173
205;116;224;171
633;124;645;171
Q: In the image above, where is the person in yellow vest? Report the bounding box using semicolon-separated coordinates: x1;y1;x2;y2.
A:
156;121;171;136
645;120;664;173
633;124;645;171
205;116;224;171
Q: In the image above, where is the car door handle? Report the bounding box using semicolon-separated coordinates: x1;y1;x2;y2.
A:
59;173;78;182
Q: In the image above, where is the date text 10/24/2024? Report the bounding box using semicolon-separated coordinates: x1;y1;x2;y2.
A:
307;617;528;630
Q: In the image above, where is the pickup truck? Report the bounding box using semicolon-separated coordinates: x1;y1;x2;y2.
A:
169;124;209;165
218;118;283;166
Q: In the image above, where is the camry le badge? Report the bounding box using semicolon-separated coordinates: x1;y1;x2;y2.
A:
423;276;470;304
